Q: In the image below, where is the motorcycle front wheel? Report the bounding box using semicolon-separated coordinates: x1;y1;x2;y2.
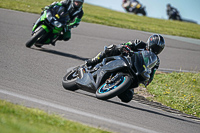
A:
25;27;46;48
62;67;79;91
96;73;132;100
141;9;146;16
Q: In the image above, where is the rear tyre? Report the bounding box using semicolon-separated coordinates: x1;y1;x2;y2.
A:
62;67;79;91
96;73;132;100
25;28;46;48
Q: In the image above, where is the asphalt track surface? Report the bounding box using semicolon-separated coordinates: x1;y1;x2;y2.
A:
0;8;200;133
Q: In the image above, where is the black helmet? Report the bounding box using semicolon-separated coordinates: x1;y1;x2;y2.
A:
147;34;165;55
73;0;84;8
167;4;171;9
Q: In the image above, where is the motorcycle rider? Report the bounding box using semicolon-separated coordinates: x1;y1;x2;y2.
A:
86;34;165;103
166;4;182;20
42;0;84;46
122;0;140;12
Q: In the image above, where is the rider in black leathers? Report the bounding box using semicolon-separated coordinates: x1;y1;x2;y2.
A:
86;34;165;103
166;4;182;21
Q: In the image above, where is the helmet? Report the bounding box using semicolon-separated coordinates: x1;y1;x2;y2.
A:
73;0;84;8
167;4;171;9
147;34;165;55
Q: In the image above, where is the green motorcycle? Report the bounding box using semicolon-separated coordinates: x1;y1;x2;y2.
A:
26;5;70;48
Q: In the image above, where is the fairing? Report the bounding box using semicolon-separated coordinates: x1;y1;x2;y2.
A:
76;56;129;90
32;5;70;34
133;51;157;82
72;51;157;93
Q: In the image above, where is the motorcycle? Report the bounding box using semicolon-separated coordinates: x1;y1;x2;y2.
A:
62;50;157;101
168;10;182;21
26;5;70;48
122;1;146;16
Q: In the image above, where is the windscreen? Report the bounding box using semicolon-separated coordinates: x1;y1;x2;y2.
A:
141;51;157;69
51;5;70;24
133;51;157;81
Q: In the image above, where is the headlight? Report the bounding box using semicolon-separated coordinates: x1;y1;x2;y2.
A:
52;21;62;28
46;12;53;21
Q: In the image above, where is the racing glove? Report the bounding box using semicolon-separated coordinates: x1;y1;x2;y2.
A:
44;6;49;10
120;45;134;56
69;18;81;29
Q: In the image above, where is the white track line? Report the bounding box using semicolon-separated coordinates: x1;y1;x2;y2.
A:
0;88;158;133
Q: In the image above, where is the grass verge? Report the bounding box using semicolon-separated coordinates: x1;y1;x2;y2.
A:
0;0;200;39
0;0;199;130
146;72;200;118
0;100;110;133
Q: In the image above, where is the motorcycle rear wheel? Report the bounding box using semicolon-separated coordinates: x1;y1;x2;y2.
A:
96;74;132;100
62;67;79;91
25;28;46;48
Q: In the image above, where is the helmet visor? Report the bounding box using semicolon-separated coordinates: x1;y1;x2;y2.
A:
74;1;83;7
147;34;165;55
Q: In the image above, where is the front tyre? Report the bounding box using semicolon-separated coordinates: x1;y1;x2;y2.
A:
25;28;46;48
96;74;132;100
142;9;146;16
62;67;79;91
176;15;181;21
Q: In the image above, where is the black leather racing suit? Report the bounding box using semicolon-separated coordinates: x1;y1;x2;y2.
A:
86;40;160;102
166;6;181;20
87;39;160;84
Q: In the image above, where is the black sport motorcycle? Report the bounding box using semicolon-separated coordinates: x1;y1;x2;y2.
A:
62;50;157;101
168;9;182;21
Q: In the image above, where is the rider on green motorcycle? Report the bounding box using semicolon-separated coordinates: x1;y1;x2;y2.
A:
44;0;84;45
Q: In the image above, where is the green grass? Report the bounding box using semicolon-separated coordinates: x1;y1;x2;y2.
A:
147;72;200;118
0;0;200;39
0;1;200;132
0;100;110;133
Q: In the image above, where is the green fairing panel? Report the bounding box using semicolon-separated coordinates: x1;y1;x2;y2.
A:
32;11;47;31
41;24;63;33
41;25;50;32
41;11;47;21
45;38;51;43
52;27;63;33
52;2;62;7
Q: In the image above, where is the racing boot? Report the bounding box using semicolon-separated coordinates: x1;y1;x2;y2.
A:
85;51;106;67
86;44;119;67
35;43;43;48
51;35;70;46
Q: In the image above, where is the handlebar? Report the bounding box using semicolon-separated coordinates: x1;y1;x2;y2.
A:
121;45;134;56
